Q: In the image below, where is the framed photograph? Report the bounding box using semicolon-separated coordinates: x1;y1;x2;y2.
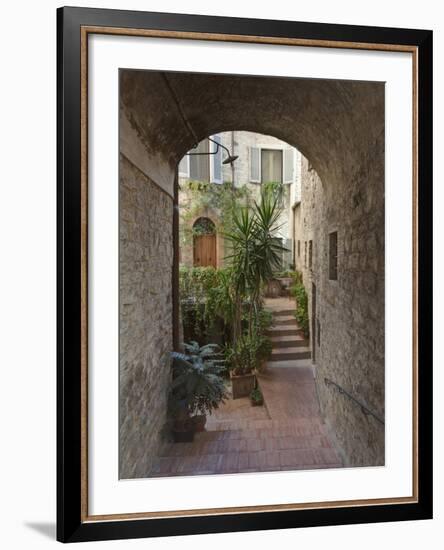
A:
57;6;433;543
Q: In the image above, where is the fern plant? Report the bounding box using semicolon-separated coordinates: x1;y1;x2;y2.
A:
170;342;227;418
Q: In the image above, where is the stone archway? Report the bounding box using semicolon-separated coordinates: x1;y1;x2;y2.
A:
119;70;385;478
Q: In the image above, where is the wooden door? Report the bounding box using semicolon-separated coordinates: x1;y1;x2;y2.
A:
193;234;216;267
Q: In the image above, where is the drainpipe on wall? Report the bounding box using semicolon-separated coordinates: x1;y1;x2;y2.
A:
231;131;235;185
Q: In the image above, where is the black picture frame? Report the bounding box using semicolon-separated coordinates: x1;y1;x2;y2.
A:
57;6;433;543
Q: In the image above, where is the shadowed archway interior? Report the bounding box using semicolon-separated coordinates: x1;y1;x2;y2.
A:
119;69;385;479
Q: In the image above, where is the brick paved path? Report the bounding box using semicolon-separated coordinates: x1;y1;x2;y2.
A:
151;297;343;477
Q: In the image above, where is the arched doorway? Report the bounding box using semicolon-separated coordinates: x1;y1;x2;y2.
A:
193;217;216;267
119;69;385;477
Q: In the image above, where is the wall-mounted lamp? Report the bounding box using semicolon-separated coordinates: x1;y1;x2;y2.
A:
187;136;238;165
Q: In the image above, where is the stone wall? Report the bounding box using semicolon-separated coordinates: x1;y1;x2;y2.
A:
118;69;385;473
294;142;385;467
119;154;174;479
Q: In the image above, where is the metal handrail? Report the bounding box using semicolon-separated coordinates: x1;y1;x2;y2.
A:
324;377;385;425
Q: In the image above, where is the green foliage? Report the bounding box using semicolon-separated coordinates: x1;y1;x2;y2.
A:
205;268;235;329
179;266;234;341
274;269;296;278
179;188;286;377
255;308;273;332
192;217;216;236
179;266;221;303
225;191;286;296
250;387;264;405
170;341;227;418
224;189;287;371
223;335;258;376
261;180;287;208
290;271;309;338
223;329;272;376
179;181;252;250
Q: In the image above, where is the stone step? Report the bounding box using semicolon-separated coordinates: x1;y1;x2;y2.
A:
266;359;314;369
271;309;295;317
270;336;309;348
267;326;304;337
272;317;299;327
269;347;311;361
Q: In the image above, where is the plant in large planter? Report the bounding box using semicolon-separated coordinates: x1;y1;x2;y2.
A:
169;341;227;441
223;189;286;394
224;335;259;398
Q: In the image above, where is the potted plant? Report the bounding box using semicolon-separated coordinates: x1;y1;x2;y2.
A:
168;396;195;442
250;387;264;406
225;335;259;398
169;341;227;440
255;334;272;372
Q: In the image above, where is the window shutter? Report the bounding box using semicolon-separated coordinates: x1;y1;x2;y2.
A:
210;135;223;184
189;139;210;182
283;148;294;183
249;146;261;182
178;155;189;177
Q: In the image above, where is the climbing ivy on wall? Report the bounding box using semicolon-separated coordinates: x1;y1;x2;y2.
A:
179;180;252;250
290;270;309;338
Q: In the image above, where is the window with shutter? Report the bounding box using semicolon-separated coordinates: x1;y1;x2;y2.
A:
189;139;210;182
249;146;261;182
210;135;223;184
283;148;294;183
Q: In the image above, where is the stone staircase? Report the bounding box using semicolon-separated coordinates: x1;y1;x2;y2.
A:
266;302;311;363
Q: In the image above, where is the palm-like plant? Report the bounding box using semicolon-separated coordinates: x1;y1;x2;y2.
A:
226;190;285;289
224;189;287;371
253;189;287;281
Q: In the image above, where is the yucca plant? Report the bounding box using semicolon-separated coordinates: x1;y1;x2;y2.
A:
224;190;288;372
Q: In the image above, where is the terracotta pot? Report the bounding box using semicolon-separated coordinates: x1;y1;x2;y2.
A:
230;371;256;399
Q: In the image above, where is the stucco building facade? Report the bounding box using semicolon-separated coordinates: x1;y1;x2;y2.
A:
178;131;301;270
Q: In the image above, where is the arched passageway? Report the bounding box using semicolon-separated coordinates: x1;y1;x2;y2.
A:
119;70;385;478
